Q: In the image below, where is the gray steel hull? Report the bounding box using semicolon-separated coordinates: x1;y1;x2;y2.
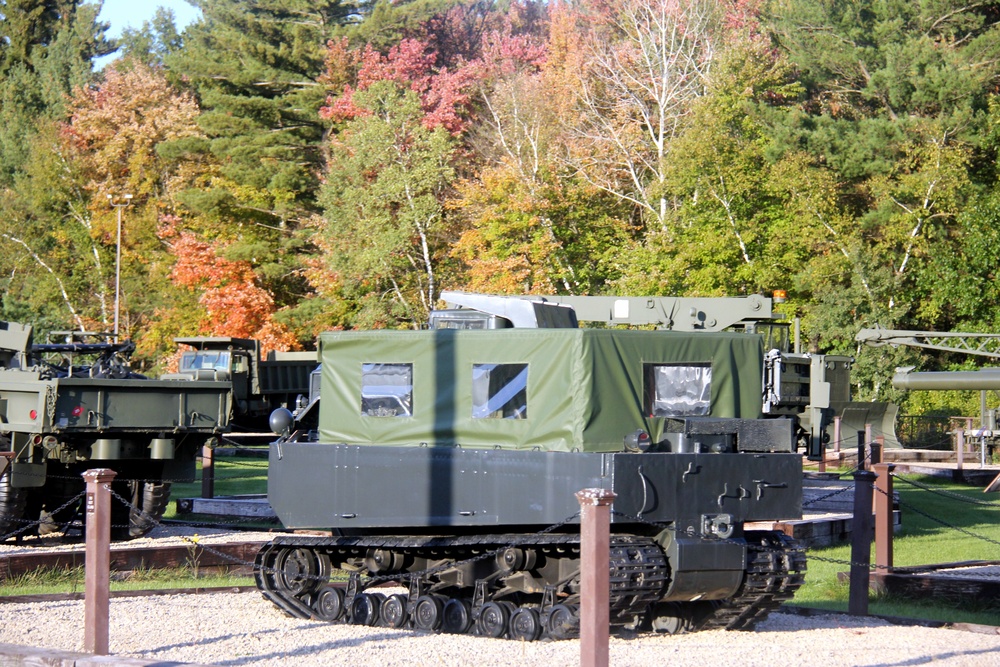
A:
268;442;802;530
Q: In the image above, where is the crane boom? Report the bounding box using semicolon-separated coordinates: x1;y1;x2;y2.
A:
855;327;1000;359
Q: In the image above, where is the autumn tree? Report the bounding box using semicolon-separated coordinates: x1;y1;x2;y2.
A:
449;1;636;295
0;62;202;355
317;80;458;327
559;0;724;232
162;0;356;340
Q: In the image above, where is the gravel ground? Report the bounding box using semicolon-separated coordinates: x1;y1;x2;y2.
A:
1;592;998;667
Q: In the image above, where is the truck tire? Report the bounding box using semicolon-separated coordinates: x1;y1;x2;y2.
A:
129;481;171;538
0;467;28;538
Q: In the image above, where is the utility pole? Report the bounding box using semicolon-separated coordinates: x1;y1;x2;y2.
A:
107;194;133;342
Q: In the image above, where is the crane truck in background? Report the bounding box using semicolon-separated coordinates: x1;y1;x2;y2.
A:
857;326;1000;466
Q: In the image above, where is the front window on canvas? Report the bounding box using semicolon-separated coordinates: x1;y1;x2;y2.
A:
472;363;528;419
645;363;712;417
361;363;413;417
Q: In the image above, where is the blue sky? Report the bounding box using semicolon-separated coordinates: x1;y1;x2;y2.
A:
97;0;202;38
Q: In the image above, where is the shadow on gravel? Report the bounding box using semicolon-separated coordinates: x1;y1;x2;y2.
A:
870;647;1000;667
208;626;430;666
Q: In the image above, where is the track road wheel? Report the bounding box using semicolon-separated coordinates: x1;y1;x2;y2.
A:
412;595;444;632
314;585;346;622
544;603;579;640
508;607;542;642
442;598;473;634
380;594;409;628
649;601;715;635
477;601;513;638
351;592;384;626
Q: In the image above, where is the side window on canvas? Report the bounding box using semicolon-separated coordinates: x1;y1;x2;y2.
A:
361;363;413;417
472;363;528;419
644;363;712;417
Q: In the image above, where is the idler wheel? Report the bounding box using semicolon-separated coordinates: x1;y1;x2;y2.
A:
275;548;322;596
509;607;542;641
412;594;445;632
380;593;409;629
441;598;473;634
351;592;385;626
477;601;514;638
544;603;579;640
313;585;346;622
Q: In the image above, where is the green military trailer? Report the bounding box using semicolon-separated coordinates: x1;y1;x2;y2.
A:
257;322;805;639
0;321;231;539
165;337;317;434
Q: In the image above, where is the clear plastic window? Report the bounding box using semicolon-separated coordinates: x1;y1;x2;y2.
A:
361;363;413;417
180;351;230;372
472;363;528;419
645;363;712;417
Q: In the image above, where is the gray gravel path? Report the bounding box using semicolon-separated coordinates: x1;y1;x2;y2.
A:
1;592;998;666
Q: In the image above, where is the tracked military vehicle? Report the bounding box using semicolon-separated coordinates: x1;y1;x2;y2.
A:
255;297;806;639
0;321;231;539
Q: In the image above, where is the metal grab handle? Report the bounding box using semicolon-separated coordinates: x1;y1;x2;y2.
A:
754;480;788;500
638;466;651;518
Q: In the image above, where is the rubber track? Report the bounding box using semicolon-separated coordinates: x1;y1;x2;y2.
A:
698;531;807;632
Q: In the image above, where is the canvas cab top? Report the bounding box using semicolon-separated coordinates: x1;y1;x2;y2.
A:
317;327;766;453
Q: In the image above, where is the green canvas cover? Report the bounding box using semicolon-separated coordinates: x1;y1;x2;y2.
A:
317;328;764;453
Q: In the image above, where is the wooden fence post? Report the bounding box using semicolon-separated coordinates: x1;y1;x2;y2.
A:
201;444;215;499
873;462;895;575
956;428;965;471
576;488;615;667
83;468;117;655
833;416;842;455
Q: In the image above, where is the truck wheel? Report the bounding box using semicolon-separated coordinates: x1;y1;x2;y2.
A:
129;482;171;538
0;467;28;538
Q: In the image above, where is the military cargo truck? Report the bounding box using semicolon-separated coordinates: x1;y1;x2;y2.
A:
164;337;316;433
0;321;231;539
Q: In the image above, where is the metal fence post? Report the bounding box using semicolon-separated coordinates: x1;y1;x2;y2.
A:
576;488;615;667
848;470;875;616
201;444;215;499
83;468;117;655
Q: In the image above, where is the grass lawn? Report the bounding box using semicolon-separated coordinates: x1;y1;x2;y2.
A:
0;566;254;596
792;470;1000;626
163;454;270;523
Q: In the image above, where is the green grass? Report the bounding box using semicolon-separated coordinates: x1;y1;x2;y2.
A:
0;565;254;597
791;470;1000;626
163;454;270;522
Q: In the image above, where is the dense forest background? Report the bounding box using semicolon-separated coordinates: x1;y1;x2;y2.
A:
1;0;999;417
